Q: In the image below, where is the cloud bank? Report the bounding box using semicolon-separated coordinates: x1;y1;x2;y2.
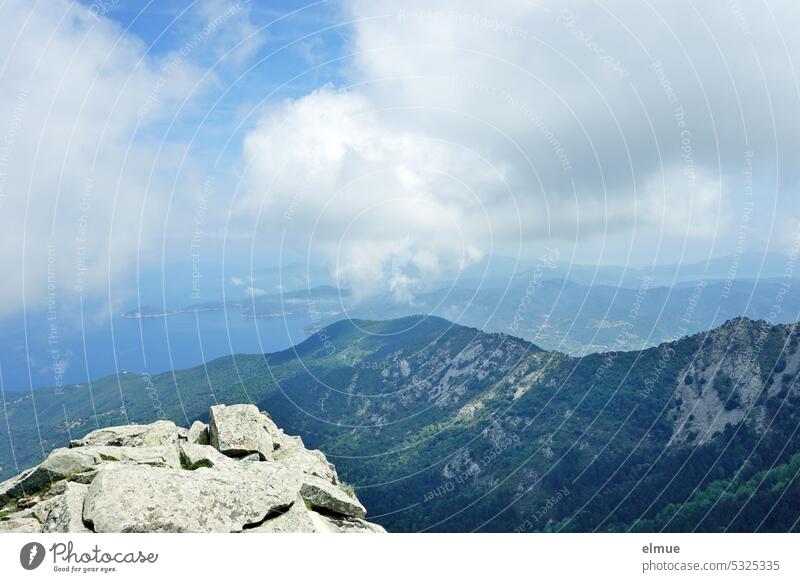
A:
0;1;205;318
240;0;800;295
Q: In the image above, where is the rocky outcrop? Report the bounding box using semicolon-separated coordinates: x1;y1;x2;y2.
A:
669;318;798;446
0;405;385;533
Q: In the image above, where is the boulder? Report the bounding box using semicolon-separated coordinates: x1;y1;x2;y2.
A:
299;475;366;518
179;443;230;470
208;404;273;460
41;482;91;533
319;515;387;533
83;462;298;533
70;469;99;485
0;405;384;533
0;448;98;506
273;440;338;484
238;452;261;462
70;420;178;449
85;445;181;469
187;421;209;445
246;496;385;533
0;515;40;532
245;495;330;533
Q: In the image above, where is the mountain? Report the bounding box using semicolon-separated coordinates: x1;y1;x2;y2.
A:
456;251;792;289
310;277;800;354
1;315;799;532
0;404;385;533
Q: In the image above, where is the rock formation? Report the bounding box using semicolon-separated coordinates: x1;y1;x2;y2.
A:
0;404;385;533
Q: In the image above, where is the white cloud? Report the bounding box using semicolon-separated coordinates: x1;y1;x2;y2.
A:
642;167;725;239
0;0;201;317
241;87;491;296
239;0;800;289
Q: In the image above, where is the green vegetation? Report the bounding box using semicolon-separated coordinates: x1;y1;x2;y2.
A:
2;315;799;532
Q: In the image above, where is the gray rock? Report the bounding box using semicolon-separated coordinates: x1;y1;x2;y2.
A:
41;482;91;533
70;421;178;449
17;495;42;509
187;421;209;445
43;448;100;476
0;467;35;506
245;495;329;533
86;445;182;469
179;443;231;470
273;438;339;483
237;453;262;463
272;429;305;450
70;469;99;485
246;496;384;533
83;462;299;533
0;515;41;533
319;515;388;533
299;475;366;518
209;404;274;460
0;448;98;505
0;405;384;534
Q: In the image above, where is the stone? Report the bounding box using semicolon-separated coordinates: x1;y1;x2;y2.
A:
245;495;384;533
70;420;179;449
237;453;261;462
187;421;209;445
41;482;91;533
319;515;388;533
245;495;329;533
83;462;299;533
299;475;366;519
273;440;339;484
0;405;384;533
0;515;40;533
17;496;42;509
85;445;182;469
70;469;99;485
0;448;98;506
179;442;231;470
208;404;273;460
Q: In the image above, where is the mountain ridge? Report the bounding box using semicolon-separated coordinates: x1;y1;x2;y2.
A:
1;314;799;532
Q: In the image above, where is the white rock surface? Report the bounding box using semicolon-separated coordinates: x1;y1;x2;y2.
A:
0;406;384;533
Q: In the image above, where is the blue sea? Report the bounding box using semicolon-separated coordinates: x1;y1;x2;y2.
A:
0;264;318;391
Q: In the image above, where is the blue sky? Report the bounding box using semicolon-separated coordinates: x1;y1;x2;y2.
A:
104;1;348;164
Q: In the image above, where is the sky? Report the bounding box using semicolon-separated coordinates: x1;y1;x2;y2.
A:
1;0;800;317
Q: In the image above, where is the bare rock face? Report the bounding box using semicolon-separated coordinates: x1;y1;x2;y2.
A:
0;406;385;533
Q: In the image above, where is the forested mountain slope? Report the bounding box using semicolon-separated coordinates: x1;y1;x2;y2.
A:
2;315;799;532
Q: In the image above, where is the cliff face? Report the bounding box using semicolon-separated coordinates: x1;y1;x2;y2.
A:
0;404;385;533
